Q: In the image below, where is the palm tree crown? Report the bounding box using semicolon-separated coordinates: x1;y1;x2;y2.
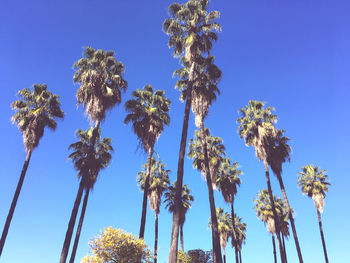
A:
229;214;247;252
124;84;171;152
188;128;226;189
68;127;113;189
298;165;330;213
73;47;127;123
11;84;64;152
216;158;242;204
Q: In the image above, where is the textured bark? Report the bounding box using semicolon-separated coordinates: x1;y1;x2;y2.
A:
231;201;239;263
139;146;154;239
60;180;84;263
200;121;222;263
154;212;159;263
0;150;32;257
180;224;184;252
263;160;285;263
169;64;194;263
276;173;303;263
272;235;277;263
282;233;287;263
317;210;329;263
69;190;90;263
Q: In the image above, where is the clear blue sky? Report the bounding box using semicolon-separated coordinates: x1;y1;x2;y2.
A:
1;0;349;262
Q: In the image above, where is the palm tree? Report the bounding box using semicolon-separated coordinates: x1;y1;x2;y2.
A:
163;1;220;261
188;128;224;262
279;205;290;262
164;182;194;252
124;84;170;239
61;47;126;263
298;165;330;263
254;190;286;263
209;208;231;263
237;100;286;263
216;158;242;263
67;127;113;263
229;214;247;263
0;84;64;256
267;129;303;262
138;158;170;263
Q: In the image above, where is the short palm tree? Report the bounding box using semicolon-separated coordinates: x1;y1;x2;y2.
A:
0;84;64;256
237;100;286;263
229;214;247;263
61;47;126;263
67;127;113;263
163;1;220;261
298;165;330;263
125;84;170;239
188;128;224;262
138;158;170;263
254;190;286;263
209;208;231;263
216;158;242;263
267;129;303;262
164;182;194;252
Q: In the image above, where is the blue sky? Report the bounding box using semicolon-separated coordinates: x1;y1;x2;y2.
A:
1;0;349;262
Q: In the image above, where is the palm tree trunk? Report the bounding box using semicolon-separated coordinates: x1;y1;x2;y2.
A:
60;180;85;263
282;233;287;263
69;189;90;263
317;210;329;263
139;146;154;239
169;63;194;263
0;150;32;257
180;224;184;252
239;250;242;263
223;247;226;263
263;160;285;263
199;121;222;263
230;201;239;263
276;173;303;263
154;211;159;263
272;235;277;263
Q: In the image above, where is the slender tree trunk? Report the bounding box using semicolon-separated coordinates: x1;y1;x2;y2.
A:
180;224;184;252
230;201;239;263
282;234;287;263
0;150;32;257
60;180;85;263
139;146;154;239
317;210;329;263
272;235;277;263
223;247;226;263
69;189;90;263
169;63;194;263
154;212;159;263
276;174;303;263
263;160;285;263
199;121;222;263
239;250;242;263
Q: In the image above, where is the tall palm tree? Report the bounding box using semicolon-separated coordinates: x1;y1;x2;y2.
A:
237;100;286;263
138;158;170;263
125;84;170;239
254;190;286;263
188;127;224;262
267;129;303;262
298;165;330;263
164;182;194;252
229;214;247;263
1;84;64;256
67;127;113;263
163;1;220;261
209;208;231;263
216;158;242;263
61;47;126;263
